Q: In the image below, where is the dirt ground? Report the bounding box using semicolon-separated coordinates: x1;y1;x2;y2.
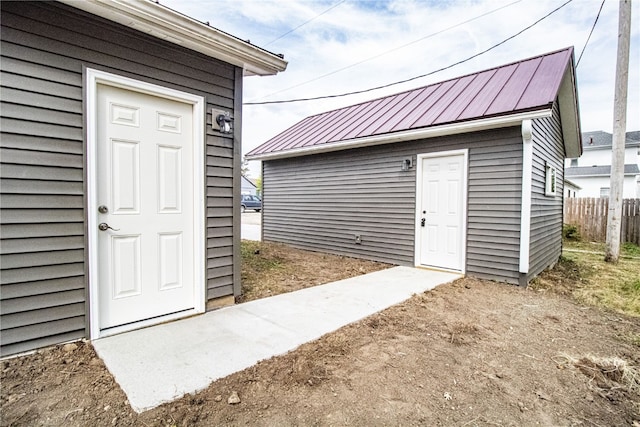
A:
239;240;391;303
2;245;640;426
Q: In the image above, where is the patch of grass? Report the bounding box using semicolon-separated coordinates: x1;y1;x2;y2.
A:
563;240;640;258
622;278;640;293
239;241;285;302
561;249;640;317
530;255;589;296
563;239;605;253
241;240;283;272
562;224;581;241
535;244;640;317
622;242;640;257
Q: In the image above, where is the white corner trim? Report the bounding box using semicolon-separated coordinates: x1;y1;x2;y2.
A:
247;109;551;161
85;68;206;339
61;0;287;76
519;120;533;274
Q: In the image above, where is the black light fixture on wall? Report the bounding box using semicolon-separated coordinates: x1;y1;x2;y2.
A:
215;111;234;134
401;158;413;171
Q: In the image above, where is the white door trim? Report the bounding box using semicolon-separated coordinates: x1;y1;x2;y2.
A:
414;149;468;273
86;68;205;339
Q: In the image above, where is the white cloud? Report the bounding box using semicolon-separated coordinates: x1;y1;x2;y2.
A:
164;0;639;178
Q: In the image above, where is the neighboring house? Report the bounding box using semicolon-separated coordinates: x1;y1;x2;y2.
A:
564;130;640;198
564;179;581;198
241;175;258;195
0;1;286;356
247;47;581;287
250;178;262;197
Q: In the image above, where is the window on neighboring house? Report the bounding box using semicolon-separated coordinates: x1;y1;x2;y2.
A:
570;158;578;167
600;187;610;198
545;163;557;196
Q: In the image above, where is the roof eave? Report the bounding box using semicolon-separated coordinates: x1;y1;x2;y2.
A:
567;173;638;177
557;53;582;158
584;142;640;150
247;109;552;161
563;179;582;190
59;0;288;76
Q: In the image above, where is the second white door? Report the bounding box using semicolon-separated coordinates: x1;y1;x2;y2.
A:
416;152;466;271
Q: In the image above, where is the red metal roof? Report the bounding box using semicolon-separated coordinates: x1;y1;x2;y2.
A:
248;47;574;158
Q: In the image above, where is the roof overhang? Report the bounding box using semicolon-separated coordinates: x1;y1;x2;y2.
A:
247;109;552;161
567;171;639;178
558;56;582;158
563;179;582;190
584;142;640;150
59;0;287;76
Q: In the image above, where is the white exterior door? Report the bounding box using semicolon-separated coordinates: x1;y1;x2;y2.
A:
416;151;467;272
96;84;197;330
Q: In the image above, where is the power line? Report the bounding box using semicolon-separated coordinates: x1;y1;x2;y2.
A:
245;0;574;106
263;0;346;47
576;0;606;68
250;0;522;102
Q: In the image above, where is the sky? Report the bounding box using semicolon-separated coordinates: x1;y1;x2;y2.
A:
163;0;639;178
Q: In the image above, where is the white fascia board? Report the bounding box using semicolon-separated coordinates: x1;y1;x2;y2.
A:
584;142;640;150
247;109;552;161
558;64;582;158
59;0;287;76
567;172;639;178
564;179;582;190
582;145;611;151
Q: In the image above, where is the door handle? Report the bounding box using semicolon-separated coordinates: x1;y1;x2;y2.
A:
98;223;120;232
421;218;425;227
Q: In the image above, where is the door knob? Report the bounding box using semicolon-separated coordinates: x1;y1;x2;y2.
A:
421;218;426;227
98;223;119;231
98;205;109;214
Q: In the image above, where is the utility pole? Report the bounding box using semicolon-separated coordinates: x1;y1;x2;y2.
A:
605;0;632;263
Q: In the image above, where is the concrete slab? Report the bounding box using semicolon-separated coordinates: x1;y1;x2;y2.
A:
93;266;460;412
241;224;261;241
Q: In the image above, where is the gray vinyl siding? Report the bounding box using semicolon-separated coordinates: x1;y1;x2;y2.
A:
263;127;523;284
0;1;239;356
528;101;565;281
263;151;417;265
466;130;523;284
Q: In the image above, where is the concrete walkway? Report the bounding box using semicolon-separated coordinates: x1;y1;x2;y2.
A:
241;212;261;241
93;267;460;412
241;224;261;241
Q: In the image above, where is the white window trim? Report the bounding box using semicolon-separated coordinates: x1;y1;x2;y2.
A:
545;162;557;197
85;68;206;339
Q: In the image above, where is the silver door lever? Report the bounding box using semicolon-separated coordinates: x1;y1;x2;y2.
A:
98;223;120;231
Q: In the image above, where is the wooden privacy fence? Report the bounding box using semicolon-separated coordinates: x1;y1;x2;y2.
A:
564;198;640;245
